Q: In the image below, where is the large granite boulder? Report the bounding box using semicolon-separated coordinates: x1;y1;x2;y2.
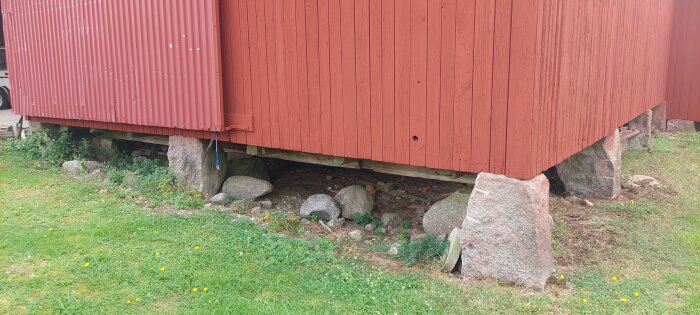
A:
334;185;374;219
221;176;273;200
461;173;554;291
627;109;652;149
62;160;101;175
557;129;621;198
423;188;471;237
167;136;228;197
667;119;697;132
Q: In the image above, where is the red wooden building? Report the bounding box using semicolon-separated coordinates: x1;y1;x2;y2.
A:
1;0;692;179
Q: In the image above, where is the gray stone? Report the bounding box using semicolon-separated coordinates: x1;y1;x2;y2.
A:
557;129;621;198
423;188;471;237
334;185;374;219
222;176;273;200
441;228;463;272
167;136;228;197
583;199;594;207
209;193;232;206
414;208;426;217
381;213;401;228
259;200;273;209
327;218;345;228
627;175;660;188
667;119;696;132
628;110;652;149
62;160;101;175
364;223;377;232
388;243;401;255
91;137;118;162
461;173;554;291
348;230;363;241
227;155;270;181
651;103;667;132
299;194;341;221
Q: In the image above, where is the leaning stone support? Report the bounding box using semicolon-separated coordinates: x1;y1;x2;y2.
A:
650;103;667;132
627;109;652;149
556;129;621;198
167;136;228;197
461;173;554;291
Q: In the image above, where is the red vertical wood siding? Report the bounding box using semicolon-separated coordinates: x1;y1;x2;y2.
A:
2;0;224;131
667;0;700;122
4;0;681;179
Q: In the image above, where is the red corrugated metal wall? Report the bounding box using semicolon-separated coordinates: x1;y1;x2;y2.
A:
3;0;679;179
667;0;700;123
2;0;225;131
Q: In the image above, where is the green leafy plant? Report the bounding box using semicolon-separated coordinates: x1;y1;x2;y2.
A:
397;230;411;245
396;236;448;266
354;213;381;226
10;129;80;164
400;219;412;229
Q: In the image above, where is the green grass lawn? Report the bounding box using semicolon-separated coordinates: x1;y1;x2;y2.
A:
1;133;699;314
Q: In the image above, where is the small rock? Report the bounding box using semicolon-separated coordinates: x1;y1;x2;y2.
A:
381;213;401;228
423;188;471;236
335;185;375;219
204;203;212;208
376;181;395;193
259;200;273;209
414;208;426;217
250;206;262;217
582;199;594;207
349;229;363;241
327;218;345;228
209;193;232;206
627;175;661;188
441;228;463;272
364;223;377;232
299;194;341;221
388;243;401;255
301;218;312;225
62;160;101;175
221;176;273;200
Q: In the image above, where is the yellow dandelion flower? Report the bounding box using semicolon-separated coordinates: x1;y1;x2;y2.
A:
135;297;140;302
581;299;588;303
192;287;198;292
611;275;618;281
83;262;90;267
159;267;166;272
126;300;132;305
194;246;201;251
203;287;208;292
620;297;627;303
559;274;566;279
155;252;160;257
48;227;55;232
635;291;640;297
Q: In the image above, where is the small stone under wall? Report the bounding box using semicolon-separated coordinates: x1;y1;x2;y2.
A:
667;119;697;132
627;109;652;150
556;129;621;198
651;103;667;132
167;136;228;197
460;173;554;291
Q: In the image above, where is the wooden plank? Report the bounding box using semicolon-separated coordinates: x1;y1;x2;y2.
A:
305;0;323;154
318;0;334;155
275;0;291;149
328;0;345;157
369;0;384;161
284;0;302;150
470;0;495;172
296;0;312;152
489;0;512;174
438;0;456;171
355;0;372;159
505;0;537;178
453;0;475;172
381;0;396;163
255;0;272;147
340;0;359;157
409;0;428;166
425;0;441;169
394;0;411;164
246;0;264;145
265;0;281;148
